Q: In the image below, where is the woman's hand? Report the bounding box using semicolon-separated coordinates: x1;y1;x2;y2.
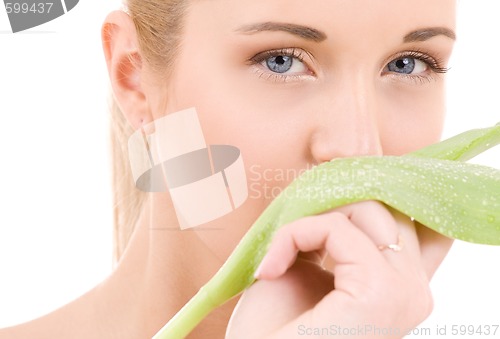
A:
225;201;453;339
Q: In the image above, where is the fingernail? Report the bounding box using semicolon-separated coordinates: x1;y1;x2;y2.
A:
253;264;263;279
254;259;266;279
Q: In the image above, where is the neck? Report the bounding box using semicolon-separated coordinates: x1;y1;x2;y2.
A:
100;193;240;338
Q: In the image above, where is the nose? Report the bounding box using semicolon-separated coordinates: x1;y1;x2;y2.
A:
309;73;383;164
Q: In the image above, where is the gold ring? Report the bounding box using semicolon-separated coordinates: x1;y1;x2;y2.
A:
377;235;404;252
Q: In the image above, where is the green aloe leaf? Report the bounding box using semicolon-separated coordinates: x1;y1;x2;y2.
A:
409;122;500;161
153;123;500;339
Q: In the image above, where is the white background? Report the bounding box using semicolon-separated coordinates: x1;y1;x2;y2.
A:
0;1;499;336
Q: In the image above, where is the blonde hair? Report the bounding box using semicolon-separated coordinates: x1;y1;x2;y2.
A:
110;0;189;262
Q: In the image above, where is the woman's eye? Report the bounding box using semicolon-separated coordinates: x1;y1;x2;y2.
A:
386;57;427;75
249;48;315;82
261;54;308;74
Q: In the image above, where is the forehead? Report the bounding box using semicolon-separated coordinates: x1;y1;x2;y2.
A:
185;0;456;42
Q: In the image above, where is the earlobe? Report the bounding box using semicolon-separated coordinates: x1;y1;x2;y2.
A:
101;10;152;130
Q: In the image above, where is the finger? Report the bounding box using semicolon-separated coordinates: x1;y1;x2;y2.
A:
415;221;454;279
387;206;421;261
334;201;400;247
297;249;326;265
254;212;385;280
320;204;417;271
334;201;420;266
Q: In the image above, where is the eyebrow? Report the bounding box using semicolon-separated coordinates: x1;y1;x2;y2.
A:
235;22;327;42
403;27;456;43
235;22;456;44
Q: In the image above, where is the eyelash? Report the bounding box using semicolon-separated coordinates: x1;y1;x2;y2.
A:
248;47;313;83
248;48;449;83
393;50;449;74
384;50;449;84
385;50;449;84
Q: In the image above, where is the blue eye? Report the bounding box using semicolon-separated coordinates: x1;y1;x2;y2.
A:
251;48;309;76
263;54;308;75
266;55;294;73
387;57;427;75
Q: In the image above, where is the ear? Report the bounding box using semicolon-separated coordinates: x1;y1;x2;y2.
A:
101;10;152;130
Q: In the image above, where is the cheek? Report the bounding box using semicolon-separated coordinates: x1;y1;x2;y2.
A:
166;51;314;175
380;83;446;155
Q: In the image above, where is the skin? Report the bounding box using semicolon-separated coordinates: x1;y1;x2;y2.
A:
0;0;456;338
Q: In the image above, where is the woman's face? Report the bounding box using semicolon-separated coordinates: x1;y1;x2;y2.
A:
143;0;456;254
